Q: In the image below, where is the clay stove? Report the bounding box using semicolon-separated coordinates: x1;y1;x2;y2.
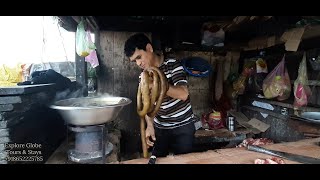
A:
51;96;131;164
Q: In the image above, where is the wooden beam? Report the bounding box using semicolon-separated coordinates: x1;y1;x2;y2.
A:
57;16;78;32
224;16;249;32
71;16;97;32
87;16;100;31
71;16;81;23
224;16;273;32
84;16;98;32
241;25;320;52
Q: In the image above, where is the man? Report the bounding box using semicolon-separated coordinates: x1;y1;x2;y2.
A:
124;33;196;157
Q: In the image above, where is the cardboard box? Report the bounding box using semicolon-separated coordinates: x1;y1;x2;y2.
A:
281;27;305;52
229;111;270;134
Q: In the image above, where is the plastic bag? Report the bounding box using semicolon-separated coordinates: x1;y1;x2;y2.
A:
262;55;291;101
85;50;99;68
232;60;255;96
76;20;96;57
201;23;225;47
201;110;224;130
84;31;99;68
0;63;23;86
293;52;312;107
255;58;268;94
232;75;247;96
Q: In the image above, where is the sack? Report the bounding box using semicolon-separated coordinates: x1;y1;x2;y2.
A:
262;55;291;101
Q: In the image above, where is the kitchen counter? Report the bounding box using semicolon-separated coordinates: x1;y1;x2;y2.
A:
121;137;320;164
0;83;65;164
0;83;55;96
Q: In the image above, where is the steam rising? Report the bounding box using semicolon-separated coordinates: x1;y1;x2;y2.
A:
54;88;83;102
52;86;120;106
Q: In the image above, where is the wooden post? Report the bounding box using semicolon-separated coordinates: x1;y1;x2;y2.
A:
73;16;101;97
75;52;88;97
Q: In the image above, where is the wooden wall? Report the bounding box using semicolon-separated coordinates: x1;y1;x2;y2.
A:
174;51;216;117
97;31;144;155
174;51;240;117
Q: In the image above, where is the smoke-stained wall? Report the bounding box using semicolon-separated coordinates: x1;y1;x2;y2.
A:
97;32;146;155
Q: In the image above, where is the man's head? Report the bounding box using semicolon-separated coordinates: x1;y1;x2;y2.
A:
124;33;155;70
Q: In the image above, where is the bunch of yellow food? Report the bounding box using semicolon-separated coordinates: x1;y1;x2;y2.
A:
0;64;23;86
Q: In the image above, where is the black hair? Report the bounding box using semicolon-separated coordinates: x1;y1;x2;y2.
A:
124;33;151;57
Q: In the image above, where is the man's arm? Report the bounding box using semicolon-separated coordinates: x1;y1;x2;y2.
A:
145;115;154;127
165;59;189;101
166;84;189;101
145;115;156;147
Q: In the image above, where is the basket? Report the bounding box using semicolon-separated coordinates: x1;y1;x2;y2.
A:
181;57;213;77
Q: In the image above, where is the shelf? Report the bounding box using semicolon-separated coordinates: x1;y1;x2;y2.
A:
290;80;320;86
241;105;288;120
246;96;320;112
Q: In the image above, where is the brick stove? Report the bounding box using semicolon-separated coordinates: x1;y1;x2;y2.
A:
67;124;113;163
51;96;131;164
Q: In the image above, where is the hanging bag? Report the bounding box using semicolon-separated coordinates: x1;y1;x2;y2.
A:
293;52;312;107
76;20;96;57
262;55;291;101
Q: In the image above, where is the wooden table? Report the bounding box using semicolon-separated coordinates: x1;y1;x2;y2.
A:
121;137;320;164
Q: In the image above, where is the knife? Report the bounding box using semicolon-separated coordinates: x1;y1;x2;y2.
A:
247;145;320;164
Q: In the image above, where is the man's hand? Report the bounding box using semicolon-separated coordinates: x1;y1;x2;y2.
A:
145;125;156;147
166;84;189;101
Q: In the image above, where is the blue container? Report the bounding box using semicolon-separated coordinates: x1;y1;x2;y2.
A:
181;57;213;77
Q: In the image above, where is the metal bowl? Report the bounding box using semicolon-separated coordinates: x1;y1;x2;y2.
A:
50;96;132;126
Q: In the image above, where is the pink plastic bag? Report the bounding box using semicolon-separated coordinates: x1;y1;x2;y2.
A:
85;50;99;68
84;32;99;68
262;55;291;101
294;52;311;107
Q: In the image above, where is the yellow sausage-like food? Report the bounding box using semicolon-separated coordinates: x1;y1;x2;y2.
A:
137;84;148;158
136;82;142;112
140;117;148;158
147;69;159;114
137;66;168;158
137;71;150;158
147;66;167;117
137;71;150;117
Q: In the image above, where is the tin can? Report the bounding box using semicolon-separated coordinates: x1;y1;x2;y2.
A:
281;107;288;116
227;116;235;131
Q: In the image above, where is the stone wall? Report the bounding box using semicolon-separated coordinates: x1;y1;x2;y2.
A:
0;85;66;164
